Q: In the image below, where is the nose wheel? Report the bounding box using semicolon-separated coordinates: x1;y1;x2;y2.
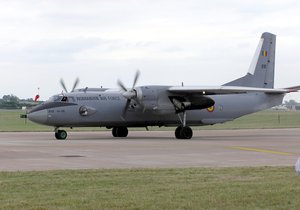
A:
55;129;68;140
175;111;193;139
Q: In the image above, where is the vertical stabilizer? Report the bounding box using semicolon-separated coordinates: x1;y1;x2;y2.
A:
224;32;276;88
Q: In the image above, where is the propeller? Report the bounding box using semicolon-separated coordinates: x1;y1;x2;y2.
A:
60;77;80;93
117;70;141;118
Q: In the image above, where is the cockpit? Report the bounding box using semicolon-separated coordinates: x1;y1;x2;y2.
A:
47;95;75;103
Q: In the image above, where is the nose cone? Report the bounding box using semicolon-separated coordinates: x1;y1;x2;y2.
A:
27;109;48;125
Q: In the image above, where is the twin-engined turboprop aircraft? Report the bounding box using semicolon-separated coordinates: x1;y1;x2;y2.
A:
27;32;300;140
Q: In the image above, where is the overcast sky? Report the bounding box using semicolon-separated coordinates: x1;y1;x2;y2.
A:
1;0;300;101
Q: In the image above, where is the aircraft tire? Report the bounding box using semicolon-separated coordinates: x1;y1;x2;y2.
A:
175;126;182;139
180;126;193;139
117;127;128;137
55;130;67;140
112;127;128;137
175;126;193;139
112;127;118;137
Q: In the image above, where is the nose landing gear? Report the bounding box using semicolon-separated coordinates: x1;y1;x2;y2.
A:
54;128;68;140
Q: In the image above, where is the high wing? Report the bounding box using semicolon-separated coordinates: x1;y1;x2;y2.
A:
168;85;299;95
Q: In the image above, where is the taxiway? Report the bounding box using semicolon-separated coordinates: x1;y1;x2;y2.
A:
0;129;299;171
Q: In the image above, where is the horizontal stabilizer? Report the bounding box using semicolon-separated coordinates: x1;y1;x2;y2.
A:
284;85;300;93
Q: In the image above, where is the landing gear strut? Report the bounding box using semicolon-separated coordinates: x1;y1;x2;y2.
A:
175;111;193;139
112;126;128;137
55;128;67;140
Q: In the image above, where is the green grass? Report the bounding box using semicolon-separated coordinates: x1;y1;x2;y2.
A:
197;110;300;130
2;109;300;132
0;167;299;209
0;109;51;132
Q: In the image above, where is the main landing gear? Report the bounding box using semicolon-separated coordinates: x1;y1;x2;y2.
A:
175;111;193;139
112;126;128;137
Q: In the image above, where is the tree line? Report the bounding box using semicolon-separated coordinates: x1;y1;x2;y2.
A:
0;95;40;109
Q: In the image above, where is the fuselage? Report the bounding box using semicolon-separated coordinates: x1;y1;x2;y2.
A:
27;85;285;128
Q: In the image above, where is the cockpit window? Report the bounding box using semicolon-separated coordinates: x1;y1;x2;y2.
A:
48;95;61;102
48;95;69;102
61;96;68;102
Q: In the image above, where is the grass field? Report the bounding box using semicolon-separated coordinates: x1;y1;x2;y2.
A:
0;167;299;209
1;110;300;209
1;109;300;132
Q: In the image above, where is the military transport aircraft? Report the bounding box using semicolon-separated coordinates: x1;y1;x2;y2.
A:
26;32;300;140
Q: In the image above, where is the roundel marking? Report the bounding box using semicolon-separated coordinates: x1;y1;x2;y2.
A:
207;106;215;112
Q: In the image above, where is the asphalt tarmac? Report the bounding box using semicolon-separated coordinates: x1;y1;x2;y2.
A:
0;129;300;171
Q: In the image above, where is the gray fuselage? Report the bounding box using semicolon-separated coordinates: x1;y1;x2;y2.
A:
27;85;284;128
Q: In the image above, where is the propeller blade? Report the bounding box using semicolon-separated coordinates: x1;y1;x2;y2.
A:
121;99;131;120
132;70;140;89
60;79;68;93
118;70;141;118
71;77;80;92
117;80;127;92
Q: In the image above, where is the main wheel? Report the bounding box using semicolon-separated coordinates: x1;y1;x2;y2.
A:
175;126;182;139
55;130;67;140
175;126;193;139
112;127;128;137
112;127;118;137
180;126;193;139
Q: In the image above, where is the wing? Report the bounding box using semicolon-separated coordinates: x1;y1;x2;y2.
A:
168;85;291;95
167;85;300;113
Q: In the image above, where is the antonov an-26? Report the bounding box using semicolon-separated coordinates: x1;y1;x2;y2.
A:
27;32;300;140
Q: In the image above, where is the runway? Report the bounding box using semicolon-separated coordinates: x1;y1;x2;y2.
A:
0;129;300;171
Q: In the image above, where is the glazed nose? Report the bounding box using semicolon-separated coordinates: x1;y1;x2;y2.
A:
27;109;48;124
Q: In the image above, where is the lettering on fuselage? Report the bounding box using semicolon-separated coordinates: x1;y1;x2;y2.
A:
75;95;121;101
76;96;99;101
99;95;121;101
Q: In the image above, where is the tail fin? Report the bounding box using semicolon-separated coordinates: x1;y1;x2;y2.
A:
224;32;276;88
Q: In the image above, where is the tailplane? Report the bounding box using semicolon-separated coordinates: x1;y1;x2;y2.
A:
224;32;276;88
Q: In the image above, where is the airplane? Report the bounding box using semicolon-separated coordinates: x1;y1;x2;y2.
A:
26;32;300;140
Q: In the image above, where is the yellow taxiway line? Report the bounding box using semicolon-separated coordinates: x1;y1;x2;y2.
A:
229;146;296;156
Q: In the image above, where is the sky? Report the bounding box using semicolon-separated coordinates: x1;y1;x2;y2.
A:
1;0;300;101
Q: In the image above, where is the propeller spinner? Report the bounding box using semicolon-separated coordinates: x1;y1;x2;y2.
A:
117;70;141;118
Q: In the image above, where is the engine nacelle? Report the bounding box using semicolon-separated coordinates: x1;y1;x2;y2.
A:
170;96;215;113
135;86;159;111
